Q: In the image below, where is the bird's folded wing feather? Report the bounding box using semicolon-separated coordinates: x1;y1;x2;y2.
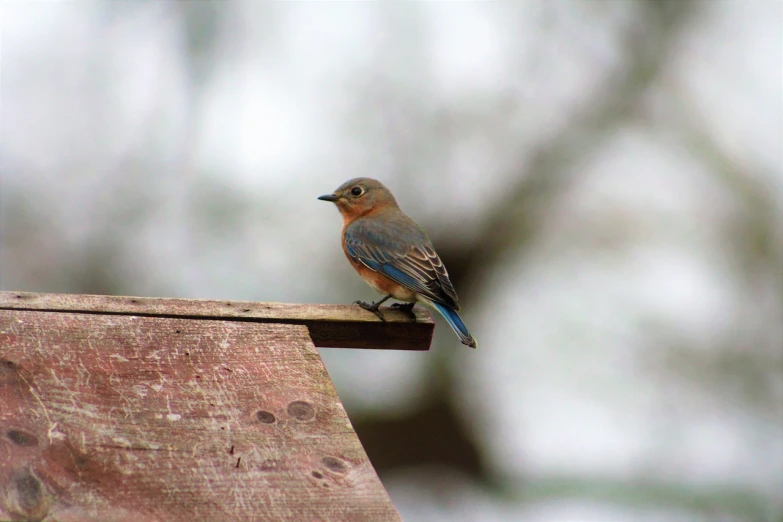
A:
344;216;460;310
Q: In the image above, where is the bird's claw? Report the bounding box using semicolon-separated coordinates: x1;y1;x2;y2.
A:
391;302;417;321
353;300;386;322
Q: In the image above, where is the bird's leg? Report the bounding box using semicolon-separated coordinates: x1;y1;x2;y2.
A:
353;294;392;321
391;302;417;322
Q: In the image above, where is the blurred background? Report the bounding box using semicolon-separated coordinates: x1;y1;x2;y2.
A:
1;1;781;521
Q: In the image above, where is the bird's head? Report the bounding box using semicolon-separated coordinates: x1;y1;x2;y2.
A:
318;178;398;221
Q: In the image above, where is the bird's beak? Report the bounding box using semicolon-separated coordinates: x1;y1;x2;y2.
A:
318;194;339;202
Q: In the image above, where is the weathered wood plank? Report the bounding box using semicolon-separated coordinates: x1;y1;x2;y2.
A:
0;310;402;521
0;291;433;351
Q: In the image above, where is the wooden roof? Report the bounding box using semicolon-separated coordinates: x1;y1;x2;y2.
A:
0;291;434;521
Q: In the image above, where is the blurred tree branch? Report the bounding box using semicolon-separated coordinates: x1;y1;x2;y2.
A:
352;0;702;488
442;0;699;290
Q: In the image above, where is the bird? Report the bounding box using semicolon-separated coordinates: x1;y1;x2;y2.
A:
318;178;477;348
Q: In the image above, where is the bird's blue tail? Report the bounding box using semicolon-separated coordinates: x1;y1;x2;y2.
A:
431;302;477;348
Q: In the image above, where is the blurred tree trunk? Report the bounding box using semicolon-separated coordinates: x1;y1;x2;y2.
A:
355;0;699;486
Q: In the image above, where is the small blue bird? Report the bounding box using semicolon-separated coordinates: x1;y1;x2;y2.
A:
319;178;477;348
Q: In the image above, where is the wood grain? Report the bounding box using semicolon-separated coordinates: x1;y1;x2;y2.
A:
0;291;434;351
0;310;402;521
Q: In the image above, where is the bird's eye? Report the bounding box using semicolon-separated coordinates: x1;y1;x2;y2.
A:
351;186;363;197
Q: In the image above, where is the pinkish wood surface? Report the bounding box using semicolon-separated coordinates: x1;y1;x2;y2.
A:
0;310;402;521
0;291;433;351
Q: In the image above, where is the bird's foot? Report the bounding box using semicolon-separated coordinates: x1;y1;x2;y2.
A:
353;300;386;322
391;302;417;322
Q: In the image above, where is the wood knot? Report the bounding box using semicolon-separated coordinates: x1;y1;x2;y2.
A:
255;411;276;424
7;430;38;447
4;468;50;521
286;401;315;421
321;456;348;473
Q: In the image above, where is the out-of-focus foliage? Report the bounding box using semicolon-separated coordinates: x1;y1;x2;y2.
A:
1;1;780;521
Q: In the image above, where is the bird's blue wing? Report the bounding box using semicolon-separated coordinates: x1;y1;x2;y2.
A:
344;214;460;310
